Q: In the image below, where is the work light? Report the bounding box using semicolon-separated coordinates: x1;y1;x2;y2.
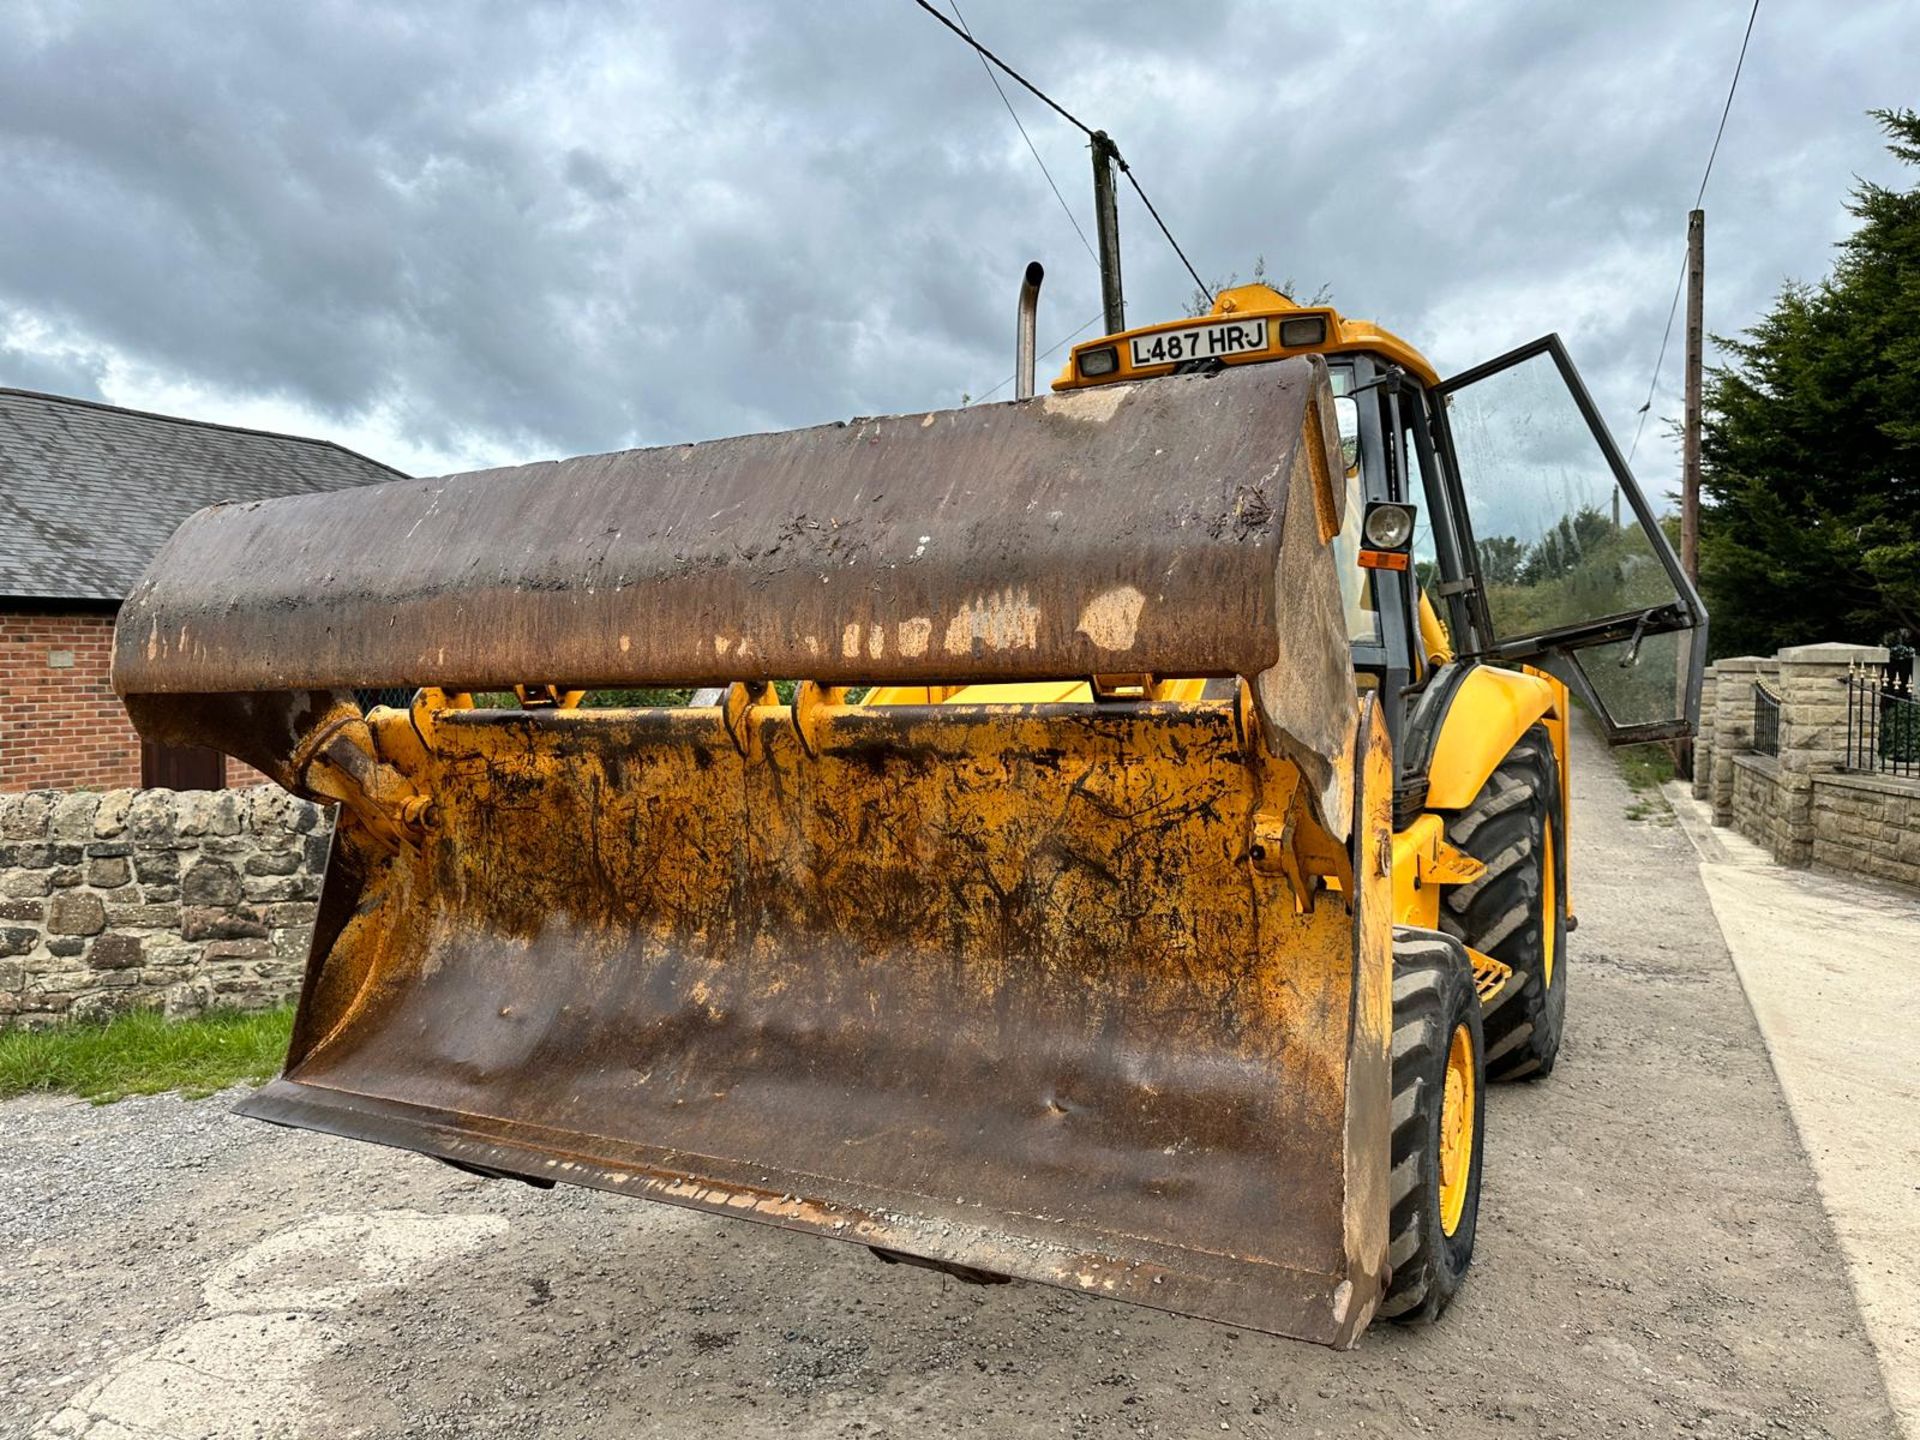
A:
1358;501;1418;571
1078;346;1119;378
1363;502;1416;550
1279;316;1328;348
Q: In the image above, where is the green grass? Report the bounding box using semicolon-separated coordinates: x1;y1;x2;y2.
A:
1617;742;1676;793
1617;741;1677;824
0;1005;293;1105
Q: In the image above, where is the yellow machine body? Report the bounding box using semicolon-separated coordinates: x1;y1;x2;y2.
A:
1047;289;1576;937
1053;283;1441;393
1424;666;1559;810
112;282;1609;1348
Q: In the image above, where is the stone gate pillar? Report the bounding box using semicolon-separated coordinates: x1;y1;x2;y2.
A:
1774;642;1888;866
1692;667;1718;800
1708;657;1767;826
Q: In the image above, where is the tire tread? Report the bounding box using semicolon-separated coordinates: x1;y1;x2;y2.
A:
1438;726;1565;1082
1381;929;1484;1325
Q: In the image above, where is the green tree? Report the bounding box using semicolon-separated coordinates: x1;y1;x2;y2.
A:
1699;109;1920;656
1520;507;1617;586
1476;534;1527;586
1481;507;1670;639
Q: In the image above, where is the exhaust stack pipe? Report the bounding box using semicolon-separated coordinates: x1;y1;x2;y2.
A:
1016;260;1044;400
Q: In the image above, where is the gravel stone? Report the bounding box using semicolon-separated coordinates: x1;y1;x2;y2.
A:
0;727;1902;1440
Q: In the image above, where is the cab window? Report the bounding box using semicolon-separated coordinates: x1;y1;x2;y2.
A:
1328;372;1380;646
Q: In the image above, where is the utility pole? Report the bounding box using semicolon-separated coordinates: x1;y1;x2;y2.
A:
1675;208;1706;780
1682;208;1704;583
1090;131;1125;335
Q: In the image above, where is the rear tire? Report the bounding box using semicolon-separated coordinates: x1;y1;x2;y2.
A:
1439;724;1567;1081
1381;928;1485;1324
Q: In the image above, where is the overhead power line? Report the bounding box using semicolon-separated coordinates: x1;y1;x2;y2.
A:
912;0;1089;135
1693;0;1762;211
972;311;1104;405
1629;255;1691;464
947;2;1098;266
910;0;1212;304
1628;0;1762;463
1117;164;1211;304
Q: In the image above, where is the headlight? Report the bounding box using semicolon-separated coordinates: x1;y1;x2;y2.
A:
1363;502;1416;550
1278;316;1328;348
1078;346;1119;378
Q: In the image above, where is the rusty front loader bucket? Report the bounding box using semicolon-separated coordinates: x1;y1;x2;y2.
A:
112;359;1397;1346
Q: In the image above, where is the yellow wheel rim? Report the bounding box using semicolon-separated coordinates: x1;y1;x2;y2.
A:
1541;824;1558;990
1438;1022;1476;1236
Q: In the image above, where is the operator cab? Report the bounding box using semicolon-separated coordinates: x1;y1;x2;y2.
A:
1050;284;1707;750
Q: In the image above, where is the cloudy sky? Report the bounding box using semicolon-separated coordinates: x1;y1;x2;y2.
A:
2;1;1913;498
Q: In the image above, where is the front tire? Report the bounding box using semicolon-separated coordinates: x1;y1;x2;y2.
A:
1440;724;1567;1081
1381;928;1486;1324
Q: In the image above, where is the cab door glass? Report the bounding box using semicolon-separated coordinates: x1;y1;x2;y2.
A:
1572;627;1697;731
1443;349;1680;637
1329;375;1379;645
1437;335;1705;741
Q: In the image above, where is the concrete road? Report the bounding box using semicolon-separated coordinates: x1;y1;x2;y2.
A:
1667;781;1920;1435
0;723;1903;1439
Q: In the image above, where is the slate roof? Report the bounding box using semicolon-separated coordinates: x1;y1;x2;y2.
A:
0;387;405;603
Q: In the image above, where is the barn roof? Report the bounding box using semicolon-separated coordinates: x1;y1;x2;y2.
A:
0;387;403;603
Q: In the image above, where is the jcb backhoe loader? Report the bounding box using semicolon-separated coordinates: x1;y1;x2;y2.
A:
112;283;1702;1347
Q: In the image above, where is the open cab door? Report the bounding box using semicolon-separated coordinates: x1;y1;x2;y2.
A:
1434;334;1707;744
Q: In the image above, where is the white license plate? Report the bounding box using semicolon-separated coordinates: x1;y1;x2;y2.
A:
1129;317;1270;369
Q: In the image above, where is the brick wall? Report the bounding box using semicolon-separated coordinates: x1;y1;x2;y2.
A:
0;609;142;792
225;755;271;789
0;607;271;793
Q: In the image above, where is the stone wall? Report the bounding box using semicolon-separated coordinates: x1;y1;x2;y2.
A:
1812;771;1920;891
1701;655;1775;827
1730;753;1789;857
0;787;331;1028
1701;640;1920;894
1690;669;1717;802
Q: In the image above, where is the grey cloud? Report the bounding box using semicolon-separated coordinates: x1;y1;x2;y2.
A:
0;331;106;400
0;0;1914;488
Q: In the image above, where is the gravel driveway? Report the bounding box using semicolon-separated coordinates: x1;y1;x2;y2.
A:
0;727;1901;1439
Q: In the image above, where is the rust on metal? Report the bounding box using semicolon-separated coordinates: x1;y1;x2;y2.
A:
112;358;1355;831
231;693;1390;1346
111;360;1395;1345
